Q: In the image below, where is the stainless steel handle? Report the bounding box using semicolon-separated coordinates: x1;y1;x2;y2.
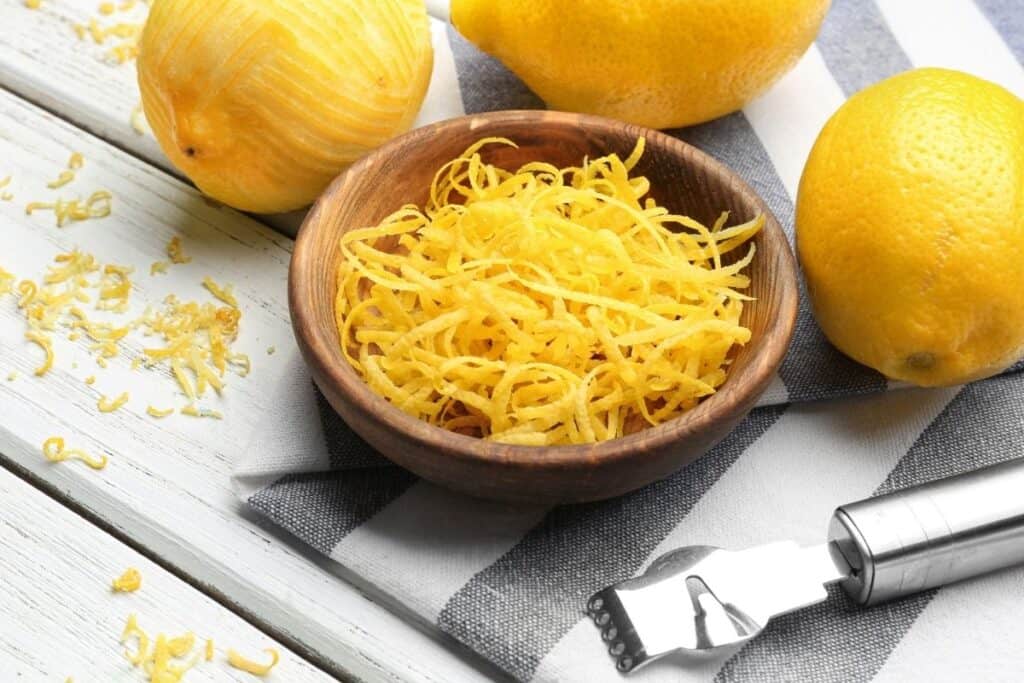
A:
827;457;1024;606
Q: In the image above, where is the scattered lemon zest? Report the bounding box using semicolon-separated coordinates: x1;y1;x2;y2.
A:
150;261;169;276
201;277;238;307
181;404;223;420
68;152;85;170
42;436;108;470
166;236;191;264
121;614;150;666
25;190;112;227
140;294;241;401
204;639;214;662
0;267;15;295
112;567;142;592
47;170;75;189
97;356;109;368
122;615;200;682
0;175;12;200
97;264;134;312
227;648;280;676
98;391;129;412
266;346;276;355
99;1;116;14
7;372;17;381
335;138;761;444
85;375;96;385
24;0;41;9
146;405;174;418
25;331;54;376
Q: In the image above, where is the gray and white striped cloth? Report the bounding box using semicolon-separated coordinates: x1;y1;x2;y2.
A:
233;2;1024;680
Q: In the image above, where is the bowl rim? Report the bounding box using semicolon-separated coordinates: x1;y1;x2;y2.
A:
290;109;798;471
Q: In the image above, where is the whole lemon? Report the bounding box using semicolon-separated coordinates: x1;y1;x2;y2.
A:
797;68;1024;387
138;0;433;213
450;0;828;129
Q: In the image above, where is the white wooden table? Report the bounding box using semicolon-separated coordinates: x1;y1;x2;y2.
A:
0;1;497;680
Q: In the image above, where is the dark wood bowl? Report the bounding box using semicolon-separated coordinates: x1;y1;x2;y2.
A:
289;110;797;504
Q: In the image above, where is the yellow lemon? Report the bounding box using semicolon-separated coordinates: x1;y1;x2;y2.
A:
138;0;433;213
450;0;829;129
797;68;1024;387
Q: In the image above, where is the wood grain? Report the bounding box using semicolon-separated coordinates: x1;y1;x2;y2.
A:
0;88;494;683
291;110;799;504
0;465;331;681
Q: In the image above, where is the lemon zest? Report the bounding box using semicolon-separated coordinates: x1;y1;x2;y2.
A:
201;277;238;308
0;267;15;296
227;648;280;676
335;138;761;444
204;639;214;662
112;567;142;592
146;406;174;418
97;391;129;412
42;436;108;470
25;331;54;376
166;236;191;264
181;404;223;420
121;614;150;665
47;170;75;189
25;191;112;227
150;261;169;276
85;375;96;385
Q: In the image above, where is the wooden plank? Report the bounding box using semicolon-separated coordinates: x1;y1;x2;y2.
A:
0;464;331;681
0;88;492;683
0;0;462;238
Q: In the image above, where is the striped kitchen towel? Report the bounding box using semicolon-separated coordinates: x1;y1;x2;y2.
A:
233;2;1024;681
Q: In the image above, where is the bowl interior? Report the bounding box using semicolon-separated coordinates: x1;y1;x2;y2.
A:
292;110;795;467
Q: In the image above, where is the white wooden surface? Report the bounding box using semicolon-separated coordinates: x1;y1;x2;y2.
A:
0;464;330;681
0;87;490;683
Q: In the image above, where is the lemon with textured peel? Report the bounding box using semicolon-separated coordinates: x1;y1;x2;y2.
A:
450;0;828;129
797;68;1024;387
138;0;433;213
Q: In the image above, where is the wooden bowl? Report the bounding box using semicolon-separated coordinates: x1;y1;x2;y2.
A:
290;110;797;504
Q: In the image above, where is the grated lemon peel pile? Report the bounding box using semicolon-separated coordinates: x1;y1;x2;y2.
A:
336;138;762;445
0;238;250;423
120;614;278;682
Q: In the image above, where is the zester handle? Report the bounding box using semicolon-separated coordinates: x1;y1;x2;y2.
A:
827;457;1024;606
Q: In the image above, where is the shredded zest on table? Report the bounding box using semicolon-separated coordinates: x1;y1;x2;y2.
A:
335;138;762;445
10;244;247;418
0;266;16;296
122;614;200;682
139;294;245;401
166;236;191;264
204;639;214;662
42;436;108;470
181;404;224;420
112;567;142;592
201;277;238;308
150;261;169;276
146;405;174;418
227;648;280;676
98;391;129;412
25;190;112;227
